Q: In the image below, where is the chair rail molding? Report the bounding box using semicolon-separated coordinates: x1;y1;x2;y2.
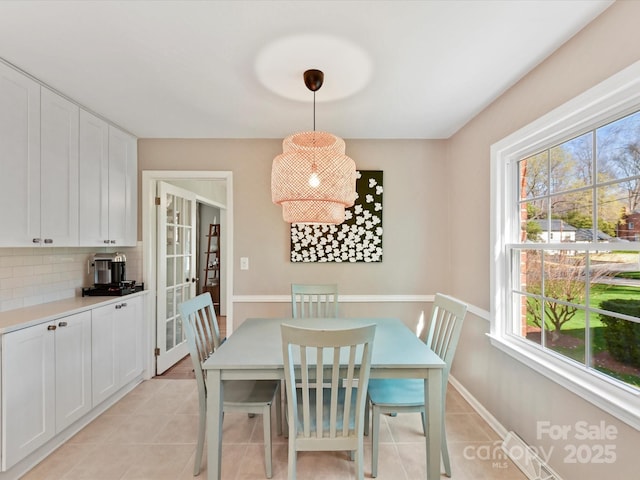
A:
232;294;490;322
233;294;431;303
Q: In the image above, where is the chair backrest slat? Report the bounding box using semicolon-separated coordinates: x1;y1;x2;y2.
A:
300;346;311;437
317;347;325;438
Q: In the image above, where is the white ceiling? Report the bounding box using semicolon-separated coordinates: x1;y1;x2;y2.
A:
0;0;613;139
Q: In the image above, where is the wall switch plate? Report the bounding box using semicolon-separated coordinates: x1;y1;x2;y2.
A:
240;257;249;270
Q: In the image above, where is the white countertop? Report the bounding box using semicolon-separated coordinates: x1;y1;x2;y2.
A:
0;290;149;334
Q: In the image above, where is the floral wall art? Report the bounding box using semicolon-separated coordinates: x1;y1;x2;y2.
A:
290;170;383;263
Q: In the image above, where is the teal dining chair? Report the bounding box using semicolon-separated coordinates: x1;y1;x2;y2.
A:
288;283;340;428
281;323;376;480
178;292;282;477
291;283;339;318
365;293;468;478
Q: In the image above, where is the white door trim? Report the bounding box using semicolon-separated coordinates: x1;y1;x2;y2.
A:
142;170;234;375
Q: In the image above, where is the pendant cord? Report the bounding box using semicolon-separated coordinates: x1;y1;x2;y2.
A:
312;90;317;170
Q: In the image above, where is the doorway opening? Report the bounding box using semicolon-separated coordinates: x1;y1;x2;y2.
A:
142;170;233;375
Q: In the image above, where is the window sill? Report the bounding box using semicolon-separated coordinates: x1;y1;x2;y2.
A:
487;333;640;430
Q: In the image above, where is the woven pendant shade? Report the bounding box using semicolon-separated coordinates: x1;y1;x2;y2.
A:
272;131;356;224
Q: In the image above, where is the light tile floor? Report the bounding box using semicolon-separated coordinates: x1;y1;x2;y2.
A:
22;377;528;480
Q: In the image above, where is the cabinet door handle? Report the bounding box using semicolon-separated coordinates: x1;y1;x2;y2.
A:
120;302;127;308
47;325;57;331
110;240;116;244
191;278;196;282
44;238;53;244
32;238;41;244
115;304;122;309
103;239;110;244
58;321;68;327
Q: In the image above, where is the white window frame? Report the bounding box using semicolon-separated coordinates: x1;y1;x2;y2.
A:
490;59;640;430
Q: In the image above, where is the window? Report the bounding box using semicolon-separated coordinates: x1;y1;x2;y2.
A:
491;60;640;430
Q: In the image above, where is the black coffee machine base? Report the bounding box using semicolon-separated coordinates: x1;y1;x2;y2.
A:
82;281;144;297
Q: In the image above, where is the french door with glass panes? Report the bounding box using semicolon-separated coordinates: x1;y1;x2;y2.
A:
156;181;197;374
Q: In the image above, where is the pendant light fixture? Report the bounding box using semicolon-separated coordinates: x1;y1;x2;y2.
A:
271;69;356;224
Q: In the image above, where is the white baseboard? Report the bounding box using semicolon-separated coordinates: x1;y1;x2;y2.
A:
448;376;563;480
448;374;508;438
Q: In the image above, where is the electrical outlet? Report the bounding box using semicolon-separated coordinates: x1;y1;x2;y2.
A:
240;257;249;270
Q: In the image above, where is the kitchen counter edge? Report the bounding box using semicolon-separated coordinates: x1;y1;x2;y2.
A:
0;291;149;335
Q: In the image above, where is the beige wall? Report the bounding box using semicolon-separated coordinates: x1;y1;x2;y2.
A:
449;1;640;478
138;138;449;325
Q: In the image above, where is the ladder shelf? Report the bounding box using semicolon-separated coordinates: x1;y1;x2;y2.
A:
203;223;220;314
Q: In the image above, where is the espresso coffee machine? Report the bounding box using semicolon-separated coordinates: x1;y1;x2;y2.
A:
83;253;142;296
93;252;126;285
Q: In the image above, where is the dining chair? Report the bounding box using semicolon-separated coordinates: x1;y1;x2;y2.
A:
365;293;468;478
178;292;282;478
291;283;339;318
281;323;376;480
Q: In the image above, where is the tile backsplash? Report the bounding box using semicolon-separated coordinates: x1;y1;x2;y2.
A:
0;243;143;313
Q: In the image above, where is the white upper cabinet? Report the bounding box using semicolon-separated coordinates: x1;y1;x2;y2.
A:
1;61;137;247
79;110;110;245
108;127;137;246
0;61;41;246
40;87;79;246
0;64;79;247
79;110;137;247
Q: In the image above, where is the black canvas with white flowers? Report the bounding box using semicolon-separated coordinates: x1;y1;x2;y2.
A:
290;170;383;263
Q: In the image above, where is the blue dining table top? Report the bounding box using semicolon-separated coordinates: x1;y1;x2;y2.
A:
202;317;445;373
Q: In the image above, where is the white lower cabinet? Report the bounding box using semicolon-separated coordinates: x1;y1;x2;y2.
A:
55;312;92;430
92;296;143;405
1;311;91;471
0;294;145;473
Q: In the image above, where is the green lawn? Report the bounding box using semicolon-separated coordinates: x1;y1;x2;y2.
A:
525;282;640;388
527;283;639;330
616;272;640;280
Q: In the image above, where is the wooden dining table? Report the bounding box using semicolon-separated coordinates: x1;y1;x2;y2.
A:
202;317;446;480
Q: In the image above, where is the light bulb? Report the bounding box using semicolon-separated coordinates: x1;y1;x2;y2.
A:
308;172;321;188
